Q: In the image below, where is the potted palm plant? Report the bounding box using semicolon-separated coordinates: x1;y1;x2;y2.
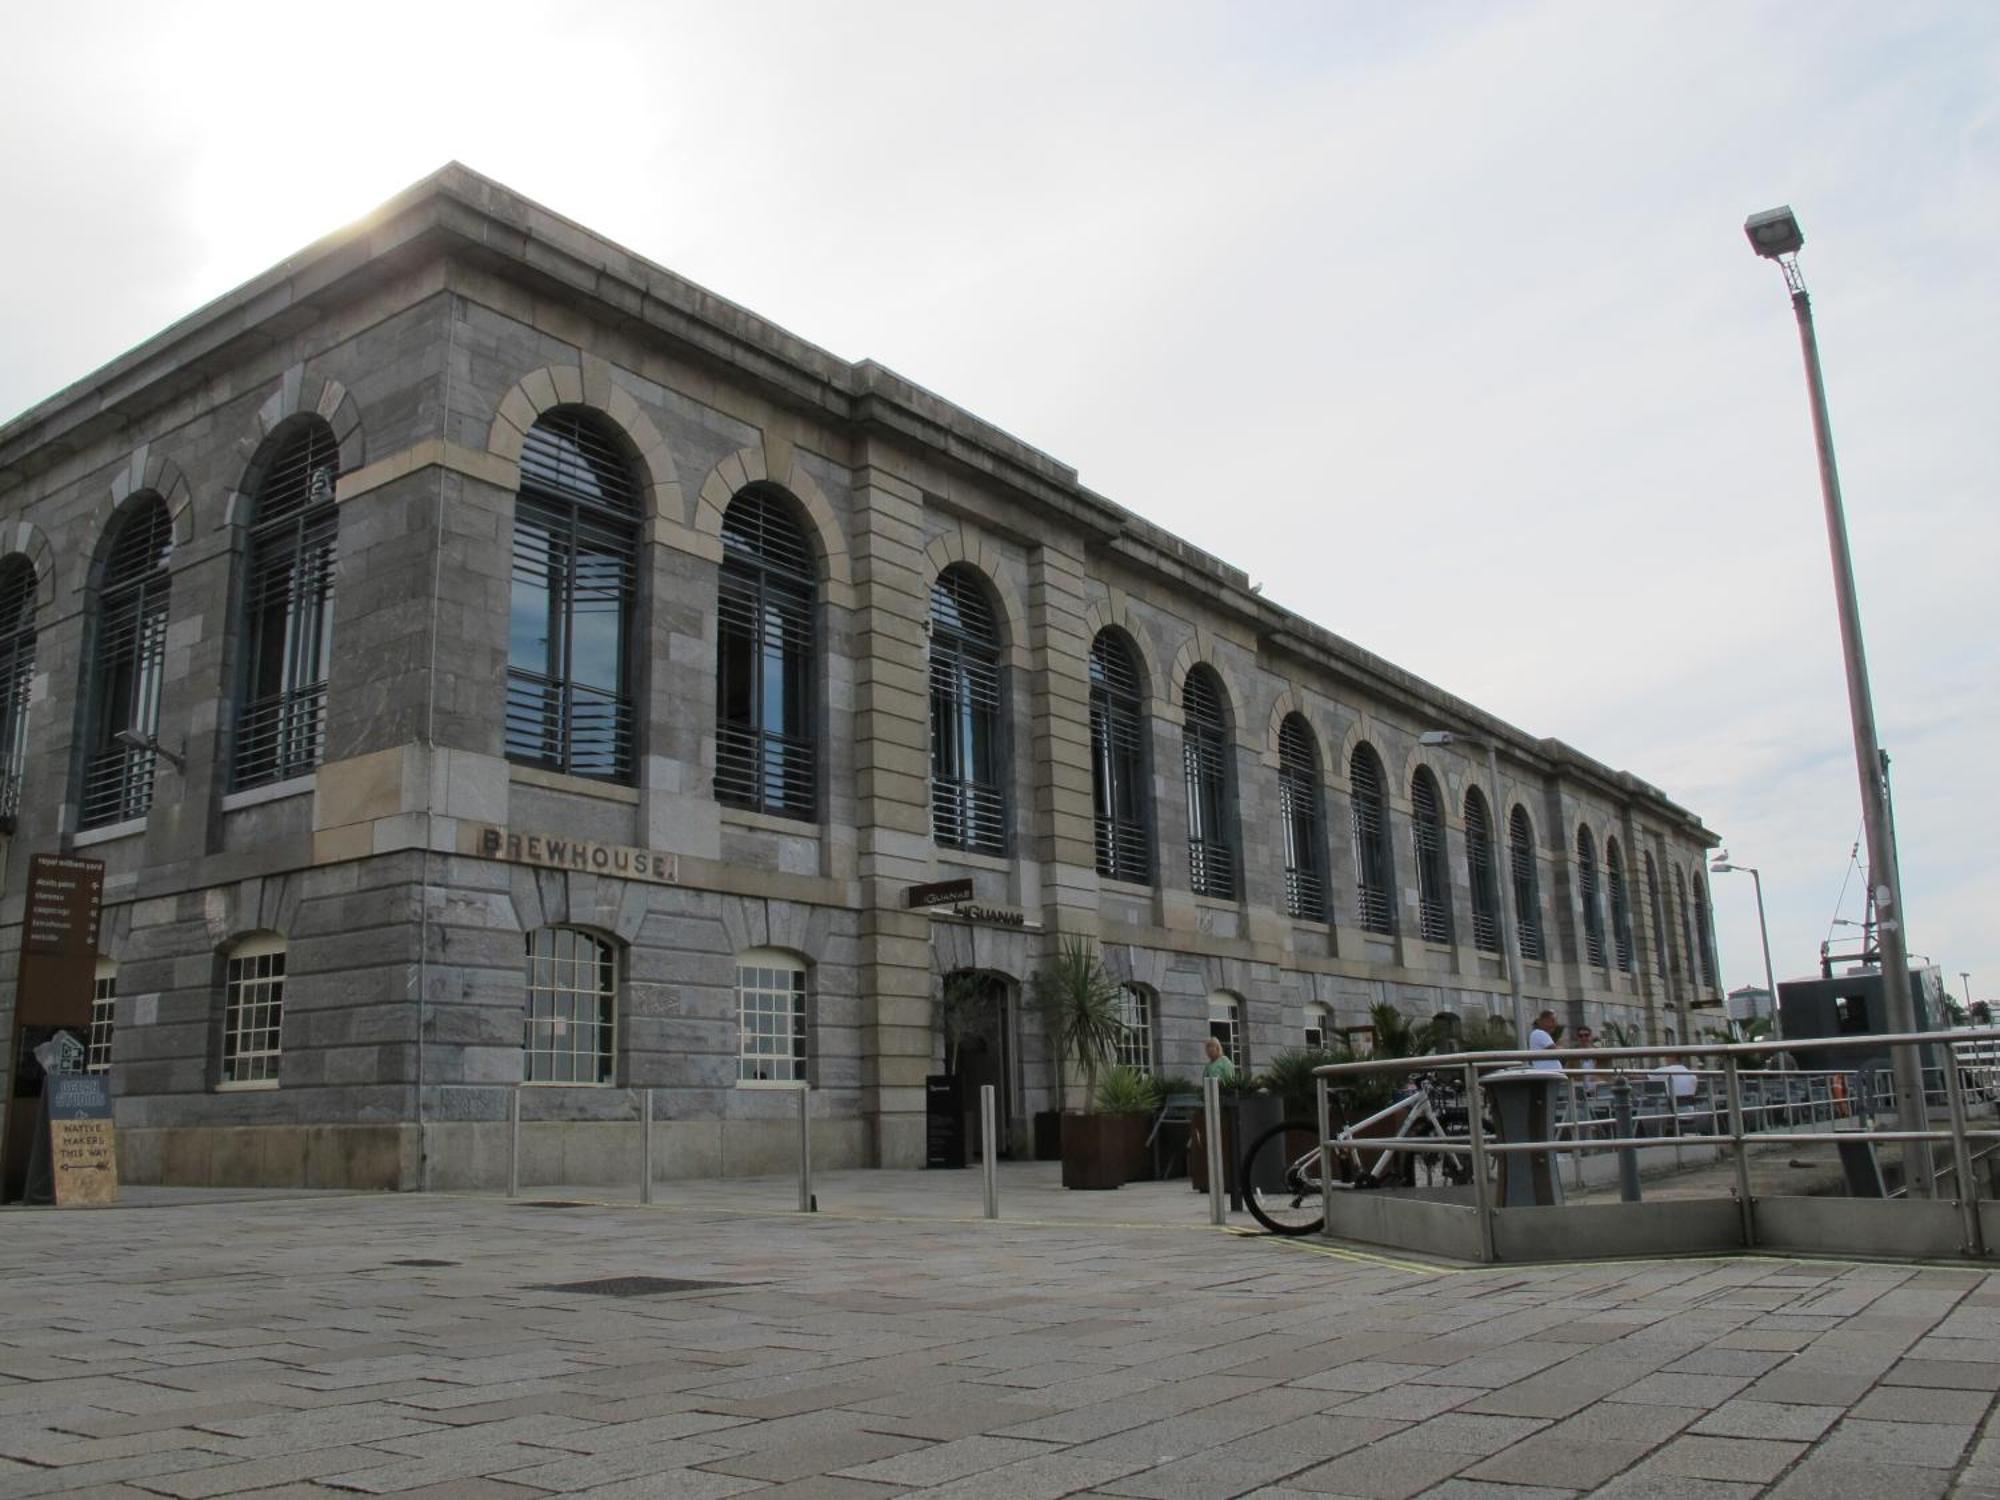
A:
1032;936;1128;1190
1094;1064;1161;1183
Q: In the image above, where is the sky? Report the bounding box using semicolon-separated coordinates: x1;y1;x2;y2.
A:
2;1;1994;1003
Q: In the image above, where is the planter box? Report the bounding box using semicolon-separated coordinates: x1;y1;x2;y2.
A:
1060;1113;1127;1191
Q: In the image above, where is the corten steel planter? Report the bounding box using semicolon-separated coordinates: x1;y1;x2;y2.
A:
1060;1113;1126;1190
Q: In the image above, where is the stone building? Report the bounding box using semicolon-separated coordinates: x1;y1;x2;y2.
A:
0;165;1722;1191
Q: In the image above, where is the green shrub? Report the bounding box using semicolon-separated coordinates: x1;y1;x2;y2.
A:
1262;1047;1344;1117
1094;1064;1156;1115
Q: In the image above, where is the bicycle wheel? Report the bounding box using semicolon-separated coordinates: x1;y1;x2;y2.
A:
1240;1120;1328;1235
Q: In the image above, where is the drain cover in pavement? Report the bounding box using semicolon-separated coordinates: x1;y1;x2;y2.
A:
524;1276;738;1297
515;1200;591;1209
384;1258;459;1267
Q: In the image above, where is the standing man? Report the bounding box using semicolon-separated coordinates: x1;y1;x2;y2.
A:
1529;1010;1564;1070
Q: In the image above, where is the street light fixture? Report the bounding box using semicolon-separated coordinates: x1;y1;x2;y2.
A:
1710;856;1782;1043
1746;203;1927;1189
1419;729;1526;1045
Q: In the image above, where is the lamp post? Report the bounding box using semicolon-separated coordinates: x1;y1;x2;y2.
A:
1711;857;1781;1043
1746;205;1928;1190
1962;972;1973;1006
1420;730;1526;1045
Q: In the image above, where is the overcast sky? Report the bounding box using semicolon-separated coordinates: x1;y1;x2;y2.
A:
3;2;1994;1005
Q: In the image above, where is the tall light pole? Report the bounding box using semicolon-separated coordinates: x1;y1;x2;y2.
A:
1420;730;1526;1045
1711;857;1780;1043
1745;206;1928;1190
1963;972;1974;1006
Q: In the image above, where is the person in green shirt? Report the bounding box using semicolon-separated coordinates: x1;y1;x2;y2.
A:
1203;1036;1236;1082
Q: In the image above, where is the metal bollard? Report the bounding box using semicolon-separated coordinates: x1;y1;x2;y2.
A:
981;1085;998;1220
640;1089;654;1205
797;1084;814;1212
1610;1075;1641;1202
1203;1077;1225;1226
507;1086;521;1199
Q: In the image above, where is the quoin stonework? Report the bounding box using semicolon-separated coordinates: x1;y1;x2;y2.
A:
0;165;1724;1190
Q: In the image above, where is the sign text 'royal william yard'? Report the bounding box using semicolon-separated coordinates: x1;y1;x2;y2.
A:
473;827;679;885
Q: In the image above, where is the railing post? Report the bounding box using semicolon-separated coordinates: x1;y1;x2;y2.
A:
507;1085;521;1199
1203;1077;1225;1226
1316;1074;1334;1240
1463;1062;1496;1264
797;1084;814;1213
981;1084;998;1220
1723;1056;1755;1249
640;1088;654;1205
1611;1074;1641;1202
1942;1042;1982;1256
1566;1078;1586;1191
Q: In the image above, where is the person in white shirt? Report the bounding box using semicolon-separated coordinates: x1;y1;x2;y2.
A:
1653;1055;1699;1100
1528;1009;1563;1070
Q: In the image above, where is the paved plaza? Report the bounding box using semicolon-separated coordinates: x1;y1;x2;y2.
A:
4;1168;2000;1499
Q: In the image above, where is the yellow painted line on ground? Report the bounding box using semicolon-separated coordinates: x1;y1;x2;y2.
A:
1225;1225;1463;1277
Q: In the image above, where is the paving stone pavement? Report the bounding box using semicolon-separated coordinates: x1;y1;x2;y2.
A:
4;1170;2000;1498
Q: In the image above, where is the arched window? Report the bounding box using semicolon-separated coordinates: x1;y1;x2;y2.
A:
1411;767;1452;945
929;566;1004;854
1116;984;1155;1073
1304;1003;1329;1051
506;409;639;782
1606;836;1634;973
235;419;339;789
1182;667;1236;899
1510;806;1545;962
1576;826;1606;968
1207;992;1244;1069
221;933;285;1088
1278;714;1326;921
737;948;808;1083
1674;864;1695;985
1089;630;1150;882
82;496;172;828
1464;787;1502;954
1645;850;1669;977
89;960;117;1075
1692;872;1718;989
1349;744;1395;935
0;556;36;826
523;926;617;1084
716;487;816;817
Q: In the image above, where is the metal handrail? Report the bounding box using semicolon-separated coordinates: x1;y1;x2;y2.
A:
1311;1024;1997;1076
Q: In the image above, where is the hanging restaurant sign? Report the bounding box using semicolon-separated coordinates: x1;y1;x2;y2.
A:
905;879;975;909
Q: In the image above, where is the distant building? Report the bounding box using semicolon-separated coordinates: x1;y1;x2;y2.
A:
1727;985;1775;1023
0;166;1722;1191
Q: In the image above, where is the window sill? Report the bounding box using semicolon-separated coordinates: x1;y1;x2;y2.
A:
75;818;147;848
720;806;821;836
935;848;1010;872
1193;894;1241;913
509;764;641;805
221;775;315;813
217;1079;279;1092
736;1078;809;1090
1099;877;1155;898
519;1079;613;1088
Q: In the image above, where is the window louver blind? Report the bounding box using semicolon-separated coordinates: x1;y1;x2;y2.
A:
1278;715;1325;921
1465;789;1501;954
1510;806;1545;962
1577;828;1606;968
929;567;1004;854
1089;632;1150;882
0;558;35;826
716;489;816;817
1608;839;1634;972
1412;769;1452;944
505;411;639;784
1350;746;1395;935
1182;670;1235;899
236;421;340;789
81;499;172;829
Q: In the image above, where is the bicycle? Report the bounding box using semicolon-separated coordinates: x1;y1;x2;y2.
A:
1239;1073;1481;1236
